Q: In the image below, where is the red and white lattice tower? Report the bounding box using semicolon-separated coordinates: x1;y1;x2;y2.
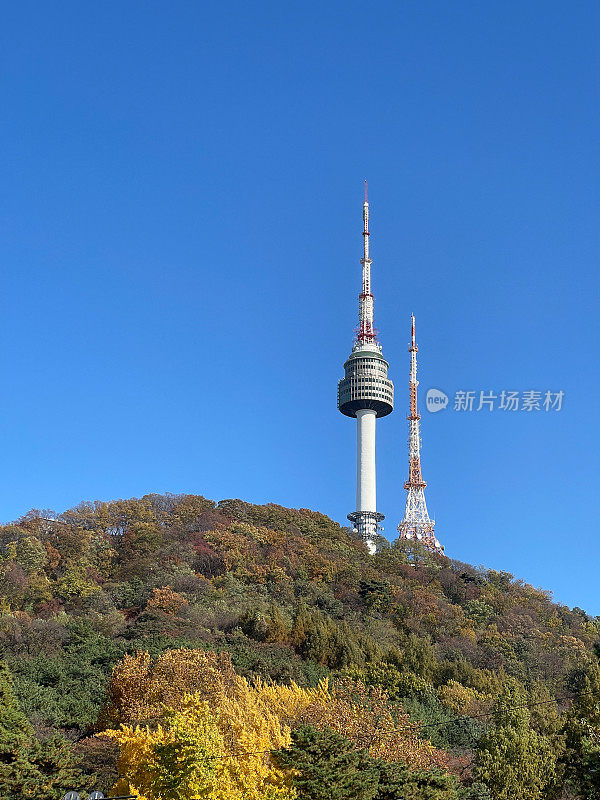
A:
397;315;443;552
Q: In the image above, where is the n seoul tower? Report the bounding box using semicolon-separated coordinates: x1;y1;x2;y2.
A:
338;184;394;553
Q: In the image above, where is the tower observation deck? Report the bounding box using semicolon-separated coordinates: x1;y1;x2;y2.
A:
338;185;394;553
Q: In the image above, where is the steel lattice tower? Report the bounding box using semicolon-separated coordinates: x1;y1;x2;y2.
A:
338;184;394;553
397;315;443;552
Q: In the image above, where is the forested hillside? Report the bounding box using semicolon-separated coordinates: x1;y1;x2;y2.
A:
0;493;598;799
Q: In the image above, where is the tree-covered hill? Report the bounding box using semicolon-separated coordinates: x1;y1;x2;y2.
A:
0;493;598;799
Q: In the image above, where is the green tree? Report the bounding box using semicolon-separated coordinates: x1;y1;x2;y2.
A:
359;580;392;612
399;634;436;681
30;735;86;800
560;663;600;799
15;536;47;575
272;725;379;800
473;680;556;800
465;783;491;800
0;660;82;800
0;660;40;798
272;725;459;800
373;758;460;800
266;603;289;643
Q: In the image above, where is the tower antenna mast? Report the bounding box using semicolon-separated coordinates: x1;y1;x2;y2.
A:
398;315;443;552
338;186;394;553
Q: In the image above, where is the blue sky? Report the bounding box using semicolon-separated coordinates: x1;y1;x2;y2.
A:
0;2;598;613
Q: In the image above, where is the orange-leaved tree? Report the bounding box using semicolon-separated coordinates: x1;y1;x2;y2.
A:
297;677;450;771
99;648;238;727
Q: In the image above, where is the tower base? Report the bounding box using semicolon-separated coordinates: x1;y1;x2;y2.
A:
348;510;384;555
397;523;444;553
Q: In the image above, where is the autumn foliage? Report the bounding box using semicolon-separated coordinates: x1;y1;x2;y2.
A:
0;492;596;798
101;648;452;799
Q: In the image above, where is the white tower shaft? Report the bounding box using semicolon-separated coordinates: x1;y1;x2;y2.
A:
356;409;377;512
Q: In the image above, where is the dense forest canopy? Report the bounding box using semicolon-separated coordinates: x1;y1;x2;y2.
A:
0;492;597;799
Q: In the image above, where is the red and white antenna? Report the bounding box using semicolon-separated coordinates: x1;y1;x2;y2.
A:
398;315;443;552
357;180;376;345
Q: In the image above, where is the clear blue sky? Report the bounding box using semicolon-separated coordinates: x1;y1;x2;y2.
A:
0;2;598;612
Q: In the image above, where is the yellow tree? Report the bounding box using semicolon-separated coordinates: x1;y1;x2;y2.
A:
103;698;228;800
102;684;298;800
101;650;450;798
146;587;188;615
100;648;238;727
